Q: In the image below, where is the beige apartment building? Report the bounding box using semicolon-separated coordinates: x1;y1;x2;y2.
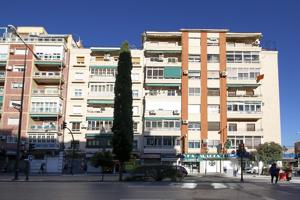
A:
0;26;281;173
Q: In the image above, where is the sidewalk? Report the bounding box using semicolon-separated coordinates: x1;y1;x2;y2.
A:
0;173;119;182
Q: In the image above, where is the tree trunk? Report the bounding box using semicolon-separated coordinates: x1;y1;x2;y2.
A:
119;162;123;181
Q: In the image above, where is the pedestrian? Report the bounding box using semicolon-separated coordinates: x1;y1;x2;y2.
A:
39;162;45;175
24;159;30;181
269;163;280;184
223;166;227;174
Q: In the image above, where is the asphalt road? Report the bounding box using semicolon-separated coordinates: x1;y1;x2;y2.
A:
1;180;300;200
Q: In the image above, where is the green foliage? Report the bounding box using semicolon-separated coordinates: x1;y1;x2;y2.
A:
90;151;114;172
112;41;133;163
256;142;282;165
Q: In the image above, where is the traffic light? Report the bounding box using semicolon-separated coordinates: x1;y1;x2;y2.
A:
62;121;67;129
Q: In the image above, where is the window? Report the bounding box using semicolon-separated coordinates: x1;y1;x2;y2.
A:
207;88;219;96
15;49;27;55
74;88;83;97
133;122;138;132
87;120;113;132
9;100;21;108
132;90;139;97
207;37;219;46
76;56;85;64
95;56;104;61
72;105;82;114
146;67;164;79
227;51;259;63
31;102;59;113
132;57;140;65
207;70;219;80
189;88;200;96
12;65;24;72
188;70;200;79
167;57;178;63
8;118;19;125
228;123;237;131
74;72;84;80
208;140;220;148
90;67;117;77
131;73;139;81
132;106;139;115
145;120;180;131
246;123;255;131
227;67;260;80
90;84;114;94
133;140;138;150
188;122;200;131
227;101;262;113
208;122;220;131
207;54;219;63
12;82;23;89
71;122;81;131
189;140;200;148
188;54;201;62
208;105;220;113
188;104;200;114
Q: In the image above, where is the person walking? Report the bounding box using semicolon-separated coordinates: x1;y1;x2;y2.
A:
24;159;30;181
39;162;46;175
269;163;280;184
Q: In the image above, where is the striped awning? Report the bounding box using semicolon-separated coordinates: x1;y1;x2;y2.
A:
89;65;117;69
87;99;114;104
145;83;181;87
144;117;180;120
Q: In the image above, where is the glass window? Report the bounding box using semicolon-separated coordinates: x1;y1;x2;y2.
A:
208;122;220;131
188;54;201;62
71;122;81;131
76;56;84;64
228;123;237;131
207;88;219;96
247;124;255;131
207;54;219;63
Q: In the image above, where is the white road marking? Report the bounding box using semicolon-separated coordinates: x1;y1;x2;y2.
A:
181;183;197;189
211;183;228;189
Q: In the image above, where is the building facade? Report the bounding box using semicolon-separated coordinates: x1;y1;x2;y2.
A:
0;27;281;173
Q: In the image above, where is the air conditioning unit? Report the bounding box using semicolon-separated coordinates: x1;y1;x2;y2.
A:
220;71;227;77
149;110;156;115
182;120;188;125
6;65;13;70
173;110;179;115
9;49;15;54
183;70;188;75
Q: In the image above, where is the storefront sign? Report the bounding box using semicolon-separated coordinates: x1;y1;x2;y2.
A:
182;153;236;161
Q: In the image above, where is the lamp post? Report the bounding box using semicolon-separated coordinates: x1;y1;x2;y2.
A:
8;25;40;180
62;121;75;175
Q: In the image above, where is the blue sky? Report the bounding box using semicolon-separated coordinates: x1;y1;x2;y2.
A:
1;0;299;146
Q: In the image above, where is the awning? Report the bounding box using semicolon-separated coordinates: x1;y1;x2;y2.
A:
89;65;117;69
164;67;182;78
85;133;113;138
144;117;180;120
145;83;181;87
30;114;58;118
86;117;114;121
145;50;181;54
90;47;120;52
34;61;64;66
87;99;114;104
227;83;260;88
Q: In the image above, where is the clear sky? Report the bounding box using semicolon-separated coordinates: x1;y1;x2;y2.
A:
0;0;299;146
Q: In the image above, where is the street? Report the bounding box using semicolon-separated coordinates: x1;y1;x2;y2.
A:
1;175;300;200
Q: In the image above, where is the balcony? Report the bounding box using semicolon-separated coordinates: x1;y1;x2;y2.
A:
86;107;114;118
227;78;260;88
31;88;61;97
33;71;63;84
28;133;60;150
89;74;116;83
28;125;60;133
227;129;263;136
34;54;65;68
90;57;118;67
227;94;262;101
88;92;114;100
30;107;62;118
144;41;181;52
226;42;261;51
227;111;262;120
144;57;181;67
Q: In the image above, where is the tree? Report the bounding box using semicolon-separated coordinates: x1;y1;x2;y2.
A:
112;41;133;181
256;142;282;174
90;151;114;181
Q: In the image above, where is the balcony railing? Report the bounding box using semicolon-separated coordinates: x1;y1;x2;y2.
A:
33;71;61;78
88;92;114;97
227;94;261;97
30;107;61;113
29;125;59;132
32;88;60;96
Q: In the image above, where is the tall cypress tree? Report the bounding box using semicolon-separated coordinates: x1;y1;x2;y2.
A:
112;41;133;181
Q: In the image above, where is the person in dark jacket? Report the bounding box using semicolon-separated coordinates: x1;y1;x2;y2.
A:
269;163;280;184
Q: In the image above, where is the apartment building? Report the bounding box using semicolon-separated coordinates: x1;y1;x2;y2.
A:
142;30;280;172
0;26;281;173
0;27;76;157
65;47;144;157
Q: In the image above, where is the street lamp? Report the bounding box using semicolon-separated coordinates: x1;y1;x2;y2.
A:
8;25;40;180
